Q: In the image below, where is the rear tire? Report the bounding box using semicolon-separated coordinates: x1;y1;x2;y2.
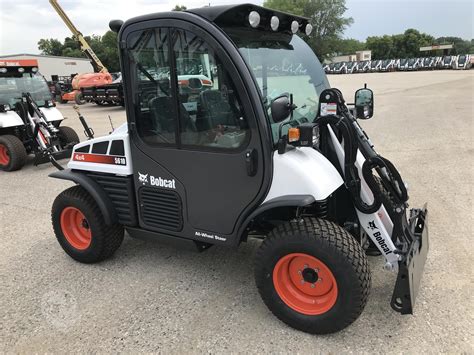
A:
58;126;80;148
74;92;85;105
52;186;124;263
0;135;27;172
255;218;370;334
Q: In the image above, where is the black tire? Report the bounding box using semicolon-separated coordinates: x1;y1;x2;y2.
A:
0;135;27;172
74;92;85;105
57;126;80;148
51;185;124;263
255;218;371;334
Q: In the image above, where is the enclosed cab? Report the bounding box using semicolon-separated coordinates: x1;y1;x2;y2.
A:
439;55;455;69
357;60;370;73
380;59;394;72
454;54;472;70
406;57;419;71
0;59;78;170
346;61;358;74
50;4;429;335
369;59;381;72
332;61;347;74
397;58;408;71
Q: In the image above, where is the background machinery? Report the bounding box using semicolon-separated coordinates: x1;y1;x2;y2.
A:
49;0;123;106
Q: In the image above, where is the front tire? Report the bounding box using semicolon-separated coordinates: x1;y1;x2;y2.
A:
57;126;80;148
52;186;124;263
0;135;27;171
255;218;371;334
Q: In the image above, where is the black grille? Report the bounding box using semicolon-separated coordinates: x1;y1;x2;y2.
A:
139;187;183;232
86;172;137;226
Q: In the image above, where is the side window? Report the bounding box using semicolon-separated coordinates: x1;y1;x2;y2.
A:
173;29;250;150
129;28;176;145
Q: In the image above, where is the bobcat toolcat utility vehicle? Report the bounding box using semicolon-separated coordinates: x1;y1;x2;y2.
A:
50;4;429;334
0;59;79;171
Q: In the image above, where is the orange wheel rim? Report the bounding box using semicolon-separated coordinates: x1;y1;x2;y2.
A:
0;144;10;165
273;253;338;315
60;207;92;250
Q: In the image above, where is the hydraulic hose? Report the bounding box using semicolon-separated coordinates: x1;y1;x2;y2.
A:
316;114;382;214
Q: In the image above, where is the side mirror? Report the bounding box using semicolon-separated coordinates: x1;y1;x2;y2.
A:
271;93;291;123
354;88;374;119
109;19;124;33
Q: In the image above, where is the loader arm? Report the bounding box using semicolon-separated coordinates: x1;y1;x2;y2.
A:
49;0;108;73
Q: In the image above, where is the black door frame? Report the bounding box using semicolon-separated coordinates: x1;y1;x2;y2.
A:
119;12;274;246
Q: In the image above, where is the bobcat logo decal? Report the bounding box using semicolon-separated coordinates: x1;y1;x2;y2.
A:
138;172;148;185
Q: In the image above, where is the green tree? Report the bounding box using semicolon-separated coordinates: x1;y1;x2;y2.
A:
334;38;365;55
37;31;120;72
172;4;187;11
37;38;64;56
435;36;474;54
366;29;434;59
263;0;353;60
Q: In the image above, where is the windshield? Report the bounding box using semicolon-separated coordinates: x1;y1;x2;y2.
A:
227;30;329;143
458;55;466;64
0;73;51;107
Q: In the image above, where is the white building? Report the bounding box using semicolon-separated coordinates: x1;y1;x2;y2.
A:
0;53;93;81
326;50;372;64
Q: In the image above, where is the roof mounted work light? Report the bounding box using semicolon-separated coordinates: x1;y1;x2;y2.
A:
248;11;260;28
291;20;299;33
270;16;279;31
305;24;313;35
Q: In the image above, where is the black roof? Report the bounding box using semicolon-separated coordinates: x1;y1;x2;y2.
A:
187;4;309;33
117;4;309;36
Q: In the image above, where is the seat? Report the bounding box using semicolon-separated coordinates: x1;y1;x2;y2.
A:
149;96;175;134
198;89;236;129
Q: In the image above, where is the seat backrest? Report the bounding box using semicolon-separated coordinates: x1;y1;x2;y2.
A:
149;96;174;133
199;89;234;127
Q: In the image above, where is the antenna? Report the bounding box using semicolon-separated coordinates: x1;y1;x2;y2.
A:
108;115;115;134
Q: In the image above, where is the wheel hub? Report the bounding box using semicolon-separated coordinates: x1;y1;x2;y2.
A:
273;253;338;315
302;268;318;283
60;207;92;250
0;144;10;166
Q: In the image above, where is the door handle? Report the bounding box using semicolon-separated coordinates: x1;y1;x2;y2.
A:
245;149;258;177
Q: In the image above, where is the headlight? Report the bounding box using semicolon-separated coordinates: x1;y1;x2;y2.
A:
287;123;320;148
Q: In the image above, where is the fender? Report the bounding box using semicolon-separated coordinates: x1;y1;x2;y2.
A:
236;194;315;245
263;147;344;203
49;169;118;225
0;111;24;128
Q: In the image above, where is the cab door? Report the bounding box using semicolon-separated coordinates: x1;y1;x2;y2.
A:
122;20;266;244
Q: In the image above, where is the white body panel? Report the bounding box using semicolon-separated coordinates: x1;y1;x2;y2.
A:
263;147;343;203
67;123;133;175
0;111;24;128
0;106;63;129
39;107;64;122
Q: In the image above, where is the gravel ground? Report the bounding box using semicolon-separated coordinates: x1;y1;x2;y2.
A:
0;70;472;353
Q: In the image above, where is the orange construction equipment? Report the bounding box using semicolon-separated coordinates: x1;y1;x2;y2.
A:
49;0;112;104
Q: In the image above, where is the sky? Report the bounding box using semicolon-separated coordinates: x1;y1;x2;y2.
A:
0;0;472;55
